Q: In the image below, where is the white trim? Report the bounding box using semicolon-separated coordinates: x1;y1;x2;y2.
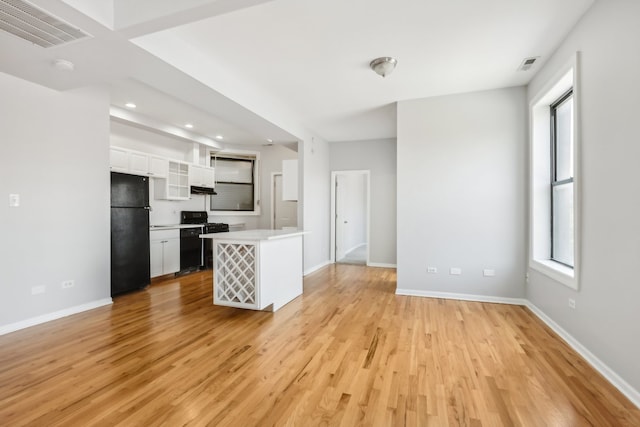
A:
303;260;332;276
270;172;281;230
395;289;527;306
330;170;371;265
526;302;640;409
0;298;113;336
367;262;397;268
529;52;581;291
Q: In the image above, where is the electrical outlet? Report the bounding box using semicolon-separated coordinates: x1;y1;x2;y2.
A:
450;267;462;276
525;273;530;283
483;269;496;277
568;298;576;309
9;194;20;207
61;280;75;289
31;285;45;295
427;267;438;273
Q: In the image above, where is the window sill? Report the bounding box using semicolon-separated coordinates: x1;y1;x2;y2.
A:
530;259;577;290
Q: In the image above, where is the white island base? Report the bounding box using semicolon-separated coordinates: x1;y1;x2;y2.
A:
200;229;306;312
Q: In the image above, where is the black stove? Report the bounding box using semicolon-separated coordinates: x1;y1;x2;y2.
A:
180;211;229;269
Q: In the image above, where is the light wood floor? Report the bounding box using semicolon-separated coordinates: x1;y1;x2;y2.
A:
1;265;638;426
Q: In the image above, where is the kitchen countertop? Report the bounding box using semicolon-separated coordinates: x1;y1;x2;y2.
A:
149;224;203;230
200;229;307;241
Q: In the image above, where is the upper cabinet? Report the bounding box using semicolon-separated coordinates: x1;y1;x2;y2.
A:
282;159;298;201
110;147;168;179
189;165;215;188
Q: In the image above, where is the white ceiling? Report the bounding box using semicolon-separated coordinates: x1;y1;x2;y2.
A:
0;0;595;144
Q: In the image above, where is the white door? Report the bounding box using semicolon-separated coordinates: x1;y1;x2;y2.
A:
273;174;298;229
335;175;347;260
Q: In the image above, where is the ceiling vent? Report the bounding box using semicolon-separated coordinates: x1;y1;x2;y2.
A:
0;0;89;48
518;57;539;72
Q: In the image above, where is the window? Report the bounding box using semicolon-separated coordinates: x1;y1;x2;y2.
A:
210;155;258;212
529;53;579;290
550;90;574;267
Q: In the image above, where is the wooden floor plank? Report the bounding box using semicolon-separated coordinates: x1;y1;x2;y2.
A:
0;264;639;426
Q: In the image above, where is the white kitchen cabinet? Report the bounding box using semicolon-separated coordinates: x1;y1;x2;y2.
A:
155;161;190;200
148;156;169;178
129;152;149;176
110;147;129;173
150;229;180;278
282;159;298;201
189;165;215;188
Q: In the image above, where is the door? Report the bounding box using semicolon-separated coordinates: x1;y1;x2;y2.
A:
273;174;298;229
335;174;347;260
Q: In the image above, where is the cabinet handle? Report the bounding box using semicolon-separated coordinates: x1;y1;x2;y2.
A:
148;172;154;175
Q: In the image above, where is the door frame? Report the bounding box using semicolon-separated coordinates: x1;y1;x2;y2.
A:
330;170;371;264
270;172;280;229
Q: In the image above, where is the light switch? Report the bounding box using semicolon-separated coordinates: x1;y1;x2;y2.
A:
450;267;462;275
9;194;20;207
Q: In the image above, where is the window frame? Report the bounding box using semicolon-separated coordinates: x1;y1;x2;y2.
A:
207;149;261;216
529;53;580;290
549;88;574;268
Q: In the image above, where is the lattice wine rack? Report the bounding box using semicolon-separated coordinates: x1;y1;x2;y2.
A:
214;242;258;308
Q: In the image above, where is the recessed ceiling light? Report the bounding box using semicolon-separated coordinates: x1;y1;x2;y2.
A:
185;123;194;129
266;139;273;143
125;103;136;109
52;59;74;72
215;135;223;140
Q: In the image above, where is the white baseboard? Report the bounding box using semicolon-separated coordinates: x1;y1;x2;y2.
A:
304;260;332;276
367;262;397;268
0;298;113;336
525;302;640;409
395;288;527;306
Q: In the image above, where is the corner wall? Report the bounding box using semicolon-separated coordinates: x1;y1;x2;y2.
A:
526;0;640;397
0;73;111;330
397;87;527;299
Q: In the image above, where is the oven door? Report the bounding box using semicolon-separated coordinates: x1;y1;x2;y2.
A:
180;226;203;271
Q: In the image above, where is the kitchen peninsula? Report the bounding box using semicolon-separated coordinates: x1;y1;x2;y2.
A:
200;229;307;311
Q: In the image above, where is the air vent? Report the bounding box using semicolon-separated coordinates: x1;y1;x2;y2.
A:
518;56;540;72
0;0;89;48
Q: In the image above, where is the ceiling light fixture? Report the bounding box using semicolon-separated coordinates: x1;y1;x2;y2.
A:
266;139;273;143
369;57;397;78
185;123;194;129
215;135;223;140
125;102;136;109
52;58;74;72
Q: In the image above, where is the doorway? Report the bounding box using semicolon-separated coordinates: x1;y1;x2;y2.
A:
330;170;370;265
271;173;298;230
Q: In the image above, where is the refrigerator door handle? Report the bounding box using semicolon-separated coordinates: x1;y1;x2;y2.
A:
144;206;151;210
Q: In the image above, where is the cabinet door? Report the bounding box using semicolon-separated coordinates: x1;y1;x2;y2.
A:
150;240;164;278
149;156;168;178
202;167;215;188
163;238;181;274
129;152;149;176
110;147;129;173
189;165;203;186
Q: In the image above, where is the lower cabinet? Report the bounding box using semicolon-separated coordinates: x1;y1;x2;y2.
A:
150;229;180;277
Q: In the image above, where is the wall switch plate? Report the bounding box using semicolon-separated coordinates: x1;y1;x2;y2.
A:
483;269;496;277
9;194;20;207
427;267;438;273
61;280;75;289
568;298;576;309
450;267;462;275
31;285;45;295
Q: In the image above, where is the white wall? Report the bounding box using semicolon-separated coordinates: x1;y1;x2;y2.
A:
397;87;527;298
301;136;331;274
526;0;640;396
330;139;397;265
0;73;111;329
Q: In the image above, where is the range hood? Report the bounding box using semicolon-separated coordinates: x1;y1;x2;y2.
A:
190;186;217;195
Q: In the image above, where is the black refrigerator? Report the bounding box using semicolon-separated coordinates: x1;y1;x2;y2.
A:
111;172;151;296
